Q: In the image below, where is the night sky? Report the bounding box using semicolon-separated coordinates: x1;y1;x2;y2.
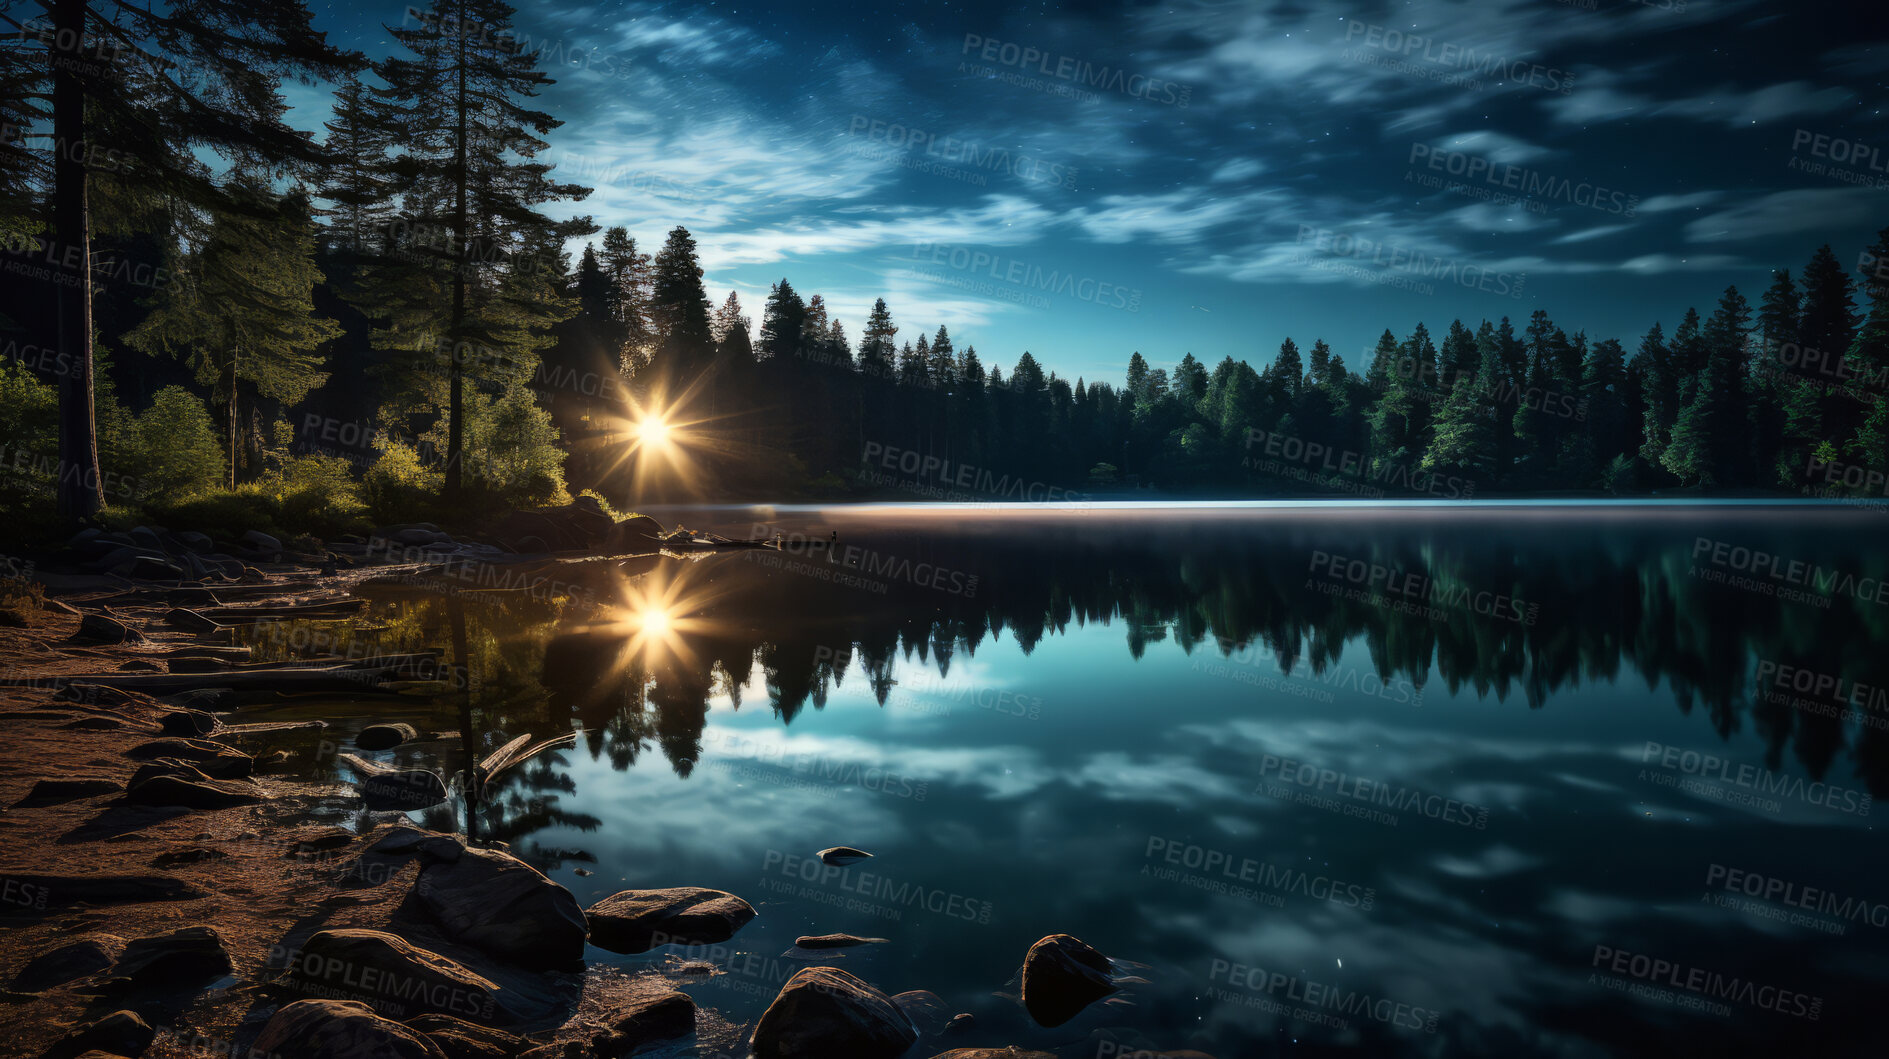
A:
299;0;1889;384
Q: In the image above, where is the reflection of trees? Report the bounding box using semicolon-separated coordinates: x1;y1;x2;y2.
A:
297;515;1889;855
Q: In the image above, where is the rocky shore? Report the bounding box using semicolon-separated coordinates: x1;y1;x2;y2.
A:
0;504;1214;1058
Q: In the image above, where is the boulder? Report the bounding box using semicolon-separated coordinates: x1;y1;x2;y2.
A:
110;926;233;989
9;934;123;992
124;738;253;778
357;722;419;751
585;887;756;954
750;967;916;1059
71;613;142;645
818;846;873;865
1020;934;1116;1028
413;845;588;969
253;999;447;1059
44;1010;153;1059
285;930;501;1022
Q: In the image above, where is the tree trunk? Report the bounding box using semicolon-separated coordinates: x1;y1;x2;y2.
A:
444;23;469;500
52;0;103;522
227;352;239;490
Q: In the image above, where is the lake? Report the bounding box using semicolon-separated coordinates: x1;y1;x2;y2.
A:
249;502;1889;1058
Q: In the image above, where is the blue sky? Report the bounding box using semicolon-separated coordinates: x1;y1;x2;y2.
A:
298;0;1889;385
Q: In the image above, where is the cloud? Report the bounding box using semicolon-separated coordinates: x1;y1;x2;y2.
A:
1432;130;1555;165
1684;187;1887;243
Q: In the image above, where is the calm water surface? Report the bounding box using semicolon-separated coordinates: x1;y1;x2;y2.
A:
252;503;1889;1058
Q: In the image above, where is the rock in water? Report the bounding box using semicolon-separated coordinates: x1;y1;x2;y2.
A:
357;722;420;750
585;887;757;954
253;999;447;1059
43;1010;153;1059
285;930;501;1022
1019;934;1116;1027
750;967;916;1059
413;846;589;969
818;846;873;865
795;933;889;949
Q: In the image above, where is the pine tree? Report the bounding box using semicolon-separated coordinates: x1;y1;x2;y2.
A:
1756;269;1806;486
318;73;396;254
1424;331;1497;480
1308;339;1332;385
758;280;805;362
126;185;339;488
600;227;651;372
711;291;752;363
1664;287;1751;485
649;226;713;375
374;0;590;497
858;299;897;381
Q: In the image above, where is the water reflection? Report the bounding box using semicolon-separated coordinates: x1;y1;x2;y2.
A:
259;506;1888;1057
